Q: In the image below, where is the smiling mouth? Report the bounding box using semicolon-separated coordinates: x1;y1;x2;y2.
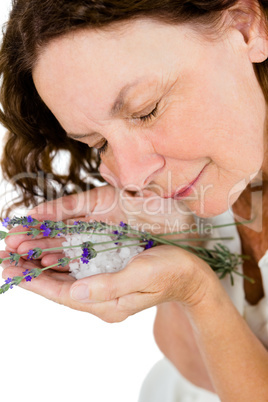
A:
135;162;210;199
163;163;209;199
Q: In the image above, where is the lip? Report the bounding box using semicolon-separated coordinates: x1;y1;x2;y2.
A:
164;163;209;199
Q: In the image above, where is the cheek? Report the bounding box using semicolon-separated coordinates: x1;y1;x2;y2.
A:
152;86;264;176
151;115;208;160
151;97;264;217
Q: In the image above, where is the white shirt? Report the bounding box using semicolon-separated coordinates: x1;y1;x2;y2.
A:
138;209;268;402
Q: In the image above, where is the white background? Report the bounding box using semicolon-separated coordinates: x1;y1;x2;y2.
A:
0;2;163;401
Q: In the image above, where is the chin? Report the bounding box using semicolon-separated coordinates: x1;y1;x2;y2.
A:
187;180;249;218
187;197;237;219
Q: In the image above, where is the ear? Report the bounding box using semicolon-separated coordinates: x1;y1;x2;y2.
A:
227;0;268;63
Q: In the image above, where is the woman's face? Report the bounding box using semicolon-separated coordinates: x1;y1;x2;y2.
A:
33;19;267;218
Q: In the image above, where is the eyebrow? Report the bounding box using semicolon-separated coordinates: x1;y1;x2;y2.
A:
67;78;146;140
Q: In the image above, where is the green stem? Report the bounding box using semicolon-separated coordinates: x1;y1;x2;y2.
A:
6;231;29;236
149;235;245;258
41;256;79;271
95;242;147;254
38;237;144;254
150;234;191;248
229;270;255;284
156;217;256;237
1;253;28;261
41;242;148;271
169;236;234;242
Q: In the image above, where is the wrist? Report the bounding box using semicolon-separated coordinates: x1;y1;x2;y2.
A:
182;273;229;329
171;245;220;308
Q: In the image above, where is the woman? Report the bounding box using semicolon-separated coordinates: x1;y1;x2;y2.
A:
1;0;268;400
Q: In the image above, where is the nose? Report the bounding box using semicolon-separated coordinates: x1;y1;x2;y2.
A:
99;138;165;191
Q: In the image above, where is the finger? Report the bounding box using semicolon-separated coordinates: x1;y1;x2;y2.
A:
16;237;65;258
4;225;44;250
0;251;44;269
1;266;98;313
2;265;74;282
64;217;95;226
1;255;43;272
79;213;122;227
63;216;120;228
41;253;71;271
0;250;12;268
29;188;99;221
1;264;152;323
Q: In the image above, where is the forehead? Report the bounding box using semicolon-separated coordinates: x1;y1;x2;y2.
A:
32;19;223;129
33;19;205;92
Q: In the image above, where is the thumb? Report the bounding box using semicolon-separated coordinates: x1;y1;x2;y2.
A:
69;254;147;303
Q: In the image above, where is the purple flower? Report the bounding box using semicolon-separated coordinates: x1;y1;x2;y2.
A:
119;221;126;228
80;244;97;264
112;232;120;244
145;240;154;250
27;250;35;260
74;221;79;225
23;269;30;276
2;217;10;227
27;216;34;223
43;227;51;236
112;229;124;245
40;224;51;237
23;215;34;227
25;275;32;282
82;248;89;258
80;247;91;264
81;256;89;264
5;277;13;289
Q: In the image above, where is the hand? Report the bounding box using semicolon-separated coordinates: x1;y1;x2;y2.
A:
1;184;205;320
3;184;199;269
1;244;216;322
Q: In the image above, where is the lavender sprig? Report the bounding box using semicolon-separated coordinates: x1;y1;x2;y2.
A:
0;215;254;294
0;268;43;294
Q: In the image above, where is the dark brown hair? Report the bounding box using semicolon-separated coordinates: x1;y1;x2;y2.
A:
0;0;267;217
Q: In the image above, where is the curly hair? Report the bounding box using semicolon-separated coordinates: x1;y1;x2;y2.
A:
0;0;268;217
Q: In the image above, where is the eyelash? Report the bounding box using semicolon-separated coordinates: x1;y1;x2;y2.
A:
97;141;108;155
97;102;159;156
138;102;159;123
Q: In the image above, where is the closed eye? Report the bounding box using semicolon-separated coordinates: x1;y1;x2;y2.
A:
137;102;159;123
97;140;108;155
96;102;159;156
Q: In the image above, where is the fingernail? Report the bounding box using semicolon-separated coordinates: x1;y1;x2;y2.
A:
71;285;89;301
